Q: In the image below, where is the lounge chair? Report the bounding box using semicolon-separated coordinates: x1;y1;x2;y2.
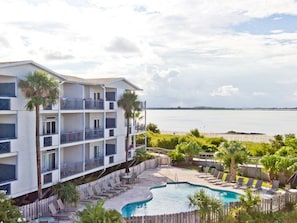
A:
56;198;77;212
109;179;128;192
205;170;219;181
197;167;210;177
79;190;94;203
251;180;263;192
214;173;231;185
86;186;105;200
267;180;279;194
115;175;132;189
102;181;121;196
241;178;254;189
233;177;244;188
209;172;224;183
48;203;72;220
94;184;115;198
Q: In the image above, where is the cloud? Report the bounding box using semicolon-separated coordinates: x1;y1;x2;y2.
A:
44;51;74;60
0;37;10;48
211;85;239;96
253;91;268;96
106;37;140;53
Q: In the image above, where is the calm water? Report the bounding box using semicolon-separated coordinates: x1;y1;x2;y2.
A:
122;182;240;217
146;109;297;136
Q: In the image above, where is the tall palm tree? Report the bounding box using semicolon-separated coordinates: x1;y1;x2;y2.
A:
117;91;141;173
19;70;59;200
215;141;248;182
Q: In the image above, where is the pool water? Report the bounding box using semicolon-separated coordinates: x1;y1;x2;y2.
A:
122;182;240;217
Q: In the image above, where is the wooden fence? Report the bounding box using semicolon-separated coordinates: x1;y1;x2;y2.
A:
19;158;159;221
19;158;297;222
124;192;297;223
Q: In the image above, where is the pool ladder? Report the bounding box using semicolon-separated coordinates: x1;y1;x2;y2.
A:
175;173;178;182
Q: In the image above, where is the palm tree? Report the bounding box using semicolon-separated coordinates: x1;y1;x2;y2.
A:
19;70;59;200
239;189;261;214
188;189;223;222
117;91;141;173
215;141;248;182
76;200;124;223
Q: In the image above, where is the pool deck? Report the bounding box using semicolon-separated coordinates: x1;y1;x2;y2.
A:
103;166;245;212
57;165;278;222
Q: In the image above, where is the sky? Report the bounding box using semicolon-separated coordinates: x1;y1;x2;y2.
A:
1;0;297;108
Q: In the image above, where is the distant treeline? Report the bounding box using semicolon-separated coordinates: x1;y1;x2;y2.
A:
147;107;297;110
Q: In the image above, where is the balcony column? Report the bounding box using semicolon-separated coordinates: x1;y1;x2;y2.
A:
82;98;86;172
57;81;64;181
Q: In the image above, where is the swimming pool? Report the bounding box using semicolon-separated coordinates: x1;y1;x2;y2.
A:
122;182;240;217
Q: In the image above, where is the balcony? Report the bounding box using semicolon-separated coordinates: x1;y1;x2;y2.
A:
0;164;16;184
0;142;10;154
60;98;83;110
60;130;83;144
85;99;104;110
0;99;10;110
0;124;16;140
61;161;83;178
85;157;104;171
85;128;104;140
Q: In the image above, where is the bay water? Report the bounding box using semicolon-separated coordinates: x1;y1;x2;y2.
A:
146;109;297;136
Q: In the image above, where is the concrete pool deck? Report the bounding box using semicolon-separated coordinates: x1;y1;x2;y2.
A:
103;166;245;212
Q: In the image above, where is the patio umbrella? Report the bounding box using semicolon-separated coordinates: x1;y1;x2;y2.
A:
287;171;297;188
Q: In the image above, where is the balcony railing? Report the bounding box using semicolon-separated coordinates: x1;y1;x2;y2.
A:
0;142;10;154
43;136;52;147
61;161;83;178
0;164;16;184
0;99;10;110
85;99;104;110
85;128;104;140
60;98;83;110
60;130;83;144
0;124;16;140
85;157;104;171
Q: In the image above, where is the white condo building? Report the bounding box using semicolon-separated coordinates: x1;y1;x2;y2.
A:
0;61;146;199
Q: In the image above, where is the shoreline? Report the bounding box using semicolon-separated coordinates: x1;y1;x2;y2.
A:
161;131;273;143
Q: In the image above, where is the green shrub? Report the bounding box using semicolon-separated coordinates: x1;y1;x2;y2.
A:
146;123;160;133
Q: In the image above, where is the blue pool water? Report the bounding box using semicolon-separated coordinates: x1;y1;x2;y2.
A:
122;182;240;217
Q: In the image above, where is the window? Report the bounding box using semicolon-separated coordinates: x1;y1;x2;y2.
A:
94;145;101;159
106;144;116;156
94;119;100;129
105;92;116;101
109;156;114;164
43;117;56;135
94;92;100;100
42;151;56;172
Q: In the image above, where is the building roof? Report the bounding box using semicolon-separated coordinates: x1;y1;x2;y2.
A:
0;60;142;90
0;60;66;80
